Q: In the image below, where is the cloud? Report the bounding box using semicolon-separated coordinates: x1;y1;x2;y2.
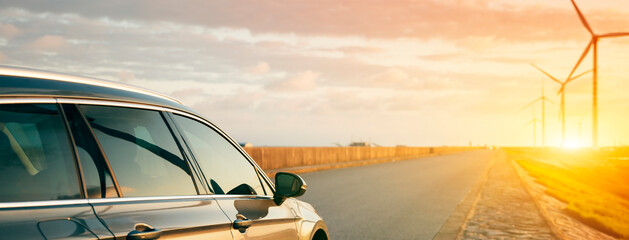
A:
419;52;531;65
0;23;21;39
315;88;453;114
265;70;319;91
457;36;501;52
0;52;7;63
246;61;270;74
2;0;625;42
170;88;204;98
116;70;135;82
419;53;460;61
337;46;383;55
254;40;290;49
25;35;68;52
370;68;412;86
362;67;465;93
316;89;410;113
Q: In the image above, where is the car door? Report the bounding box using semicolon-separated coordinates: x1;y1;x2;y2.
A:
63;102;234;240
0;102;111;239
169;113;300;240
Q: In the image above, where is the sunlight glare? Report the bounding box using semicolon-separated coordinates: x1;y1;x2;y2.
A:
562;138;583;149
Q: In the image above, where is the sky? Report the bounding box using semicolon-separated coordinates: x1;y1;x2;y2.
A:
1;0;629;147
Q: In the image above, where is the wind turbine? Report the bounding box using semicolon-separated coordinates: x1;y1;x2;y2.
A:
519;84;556;147
524;109;542;147
567;0;629;148
530;63;591;145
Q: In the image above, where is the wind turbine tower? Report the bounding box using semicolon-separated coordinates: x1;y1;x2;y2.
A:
568;0;629;148
531;63;591;145
520;84;555;147
524;109;542;147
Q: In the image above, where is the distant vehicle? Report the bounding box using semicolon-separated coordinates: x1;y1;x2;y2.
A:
0;66;328;240
349;141;371;147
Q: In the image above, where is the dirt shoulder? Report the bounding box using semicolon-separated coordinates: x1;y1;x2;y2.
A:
457;151;556;239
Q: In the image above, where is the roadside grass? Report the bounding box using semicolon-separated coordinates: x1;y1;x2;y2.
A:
509;150;629;239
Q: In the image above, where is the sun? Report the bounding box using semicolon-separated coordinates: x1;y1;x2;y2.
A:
562;138;583;149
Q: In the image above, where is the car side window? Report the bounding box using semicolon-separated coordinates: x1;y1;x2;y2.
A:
172;114;266;195
0;104;81;202
62;104;118;198
79;105;197;197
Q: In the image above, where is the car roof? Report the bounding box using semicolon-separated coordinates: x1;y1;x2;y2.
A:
0;65;195;112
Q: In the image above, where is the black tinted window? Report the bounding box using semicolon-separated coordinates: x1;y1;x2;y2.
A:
80;105;196;197
0;104;81;202
173;115;265;195
62;104;118;198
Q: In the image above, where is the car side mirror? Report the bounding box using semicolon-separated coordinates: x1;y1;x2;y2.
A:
273;172;307;205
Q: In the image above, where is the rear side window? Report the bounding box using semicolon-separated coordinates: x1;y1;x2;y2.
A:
62;104;118;198
0;104;81;202
172;115;265;195
79;105;196;197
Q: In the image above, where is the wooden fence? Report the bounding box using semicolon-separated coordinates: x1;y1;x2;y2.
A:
243;146;477;170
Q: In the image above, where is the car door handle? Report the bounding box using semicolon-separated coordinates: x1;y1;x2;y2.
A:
127;223;162;240
233;214;253;230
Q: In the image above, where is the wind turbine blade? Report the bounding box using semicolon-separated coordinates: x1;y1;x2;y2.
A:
570;0;594;35
543;97;557;105
565;69;592;84
518;98;541;112
567;39;593;80
600;32;629;38
530;63;562;84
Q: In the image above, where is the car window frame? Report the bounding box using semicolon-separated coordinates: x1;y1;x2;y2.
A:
163;111;275;197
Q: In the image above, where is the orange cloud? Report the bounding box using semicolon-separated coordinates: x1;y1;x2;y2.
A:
246;62;270;74
337;46;383;55
26;35;68;52
370;68;412;86
0;23;21;39
266;71;319;91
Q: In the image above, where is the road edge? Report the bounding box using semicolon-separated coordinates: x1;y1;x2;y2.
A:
509;158;566;240
431;150;497;240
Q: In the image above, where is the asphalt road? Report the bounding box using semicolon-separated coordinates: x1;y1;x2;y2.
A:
298;150;495;240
